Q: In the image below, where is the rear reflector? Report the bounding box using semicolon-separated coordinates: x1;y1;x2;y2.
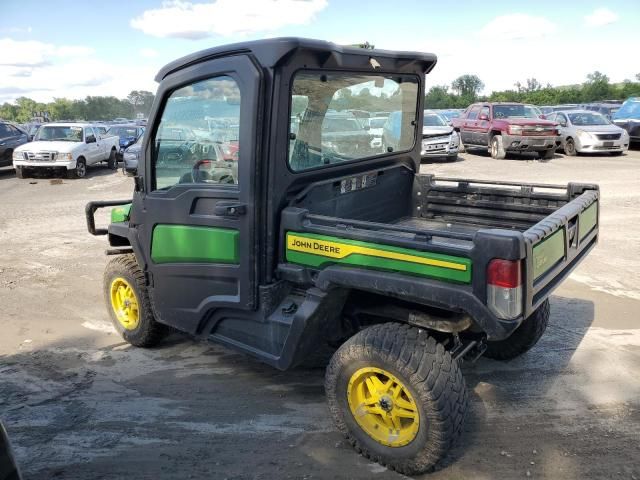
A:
487;259;523;319
487;259;522;288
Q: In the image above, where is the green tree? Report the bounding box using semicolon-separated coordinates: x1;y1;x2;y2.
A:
451;75;484;99
583;71;610;102
127;90;155;117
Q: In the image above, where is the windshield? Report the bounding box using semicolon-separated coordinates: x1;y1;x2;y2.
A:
288;71;419;172
423;113;447;127
568;112;609;126
613;99;640;120
493;104;538;119
369;117;387;128
524;105;542;118
35;125;83;142
108;127;138;137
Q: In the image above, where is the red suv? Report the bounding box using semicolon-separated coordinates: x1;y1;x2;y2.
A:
452;103;560;159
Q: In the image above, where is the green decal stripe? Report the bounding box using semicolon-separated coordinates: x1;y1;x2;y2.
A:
111;203;132;223
533;229;566;279
579;202;598;241
286;232;472;284
151;224;239;264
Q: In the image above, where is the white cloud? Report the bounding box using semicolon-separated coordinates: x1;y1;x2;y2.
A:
139;48;159;58
130;0;328;39
478;14;556;40
0;38;94;67
584;8;619;27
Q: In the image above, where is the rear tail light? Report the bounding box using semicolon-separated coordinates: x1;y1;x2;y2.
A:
487;259;523;319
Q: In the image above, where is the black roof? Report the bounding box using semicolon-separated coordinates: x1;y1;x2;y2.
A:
155;37;437;82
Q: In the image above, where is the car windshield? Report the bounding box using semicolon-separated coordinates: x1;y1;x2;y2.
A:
35;125;83;141
613;100;640;120
493;105;538;119
524;105;542;117
369;117;387;128
568;112;609;126
323;118;363;132
108;127;138;137
423;113;447;126
288;71;419;172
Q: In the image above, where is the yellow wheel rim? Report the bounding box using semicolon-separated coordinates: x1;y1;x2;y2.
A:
347;367;420;447
109;277;140;330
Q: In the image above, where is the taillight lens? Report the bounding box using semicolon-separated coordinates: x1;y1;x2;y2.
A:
487;259;523;319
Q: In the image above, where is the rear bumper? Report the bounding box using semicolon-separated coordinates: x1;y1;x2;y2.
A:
503;134;559;152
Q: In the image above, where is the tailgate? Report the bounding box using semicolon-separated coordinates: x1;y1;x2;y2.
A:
523;186;599;316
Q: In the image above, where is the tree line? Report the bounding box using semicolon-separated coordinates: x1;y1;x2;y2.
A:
0;90;155;124
426;72;640;109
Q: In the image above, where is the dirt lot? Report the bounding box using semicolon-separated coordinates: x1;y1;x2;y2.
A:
1;149;639;480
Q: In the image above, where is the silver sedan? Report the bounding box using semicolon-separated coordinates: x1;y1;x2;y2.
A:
549;110;630;156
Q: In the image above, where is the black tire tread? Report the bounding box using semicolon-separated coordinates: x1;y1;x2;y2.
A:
325;323;467;475
484;299;550;360
103;254;167;347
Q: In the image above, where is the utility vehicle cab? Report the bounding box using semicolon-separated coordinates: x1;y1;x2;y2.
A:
86;38;599;475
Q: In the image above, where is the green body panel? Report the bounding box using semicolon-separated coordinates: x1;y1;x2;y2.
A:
286;232;472;284
533;229;566;279
110;203;132;223
579;202;598;241
151;224;239;264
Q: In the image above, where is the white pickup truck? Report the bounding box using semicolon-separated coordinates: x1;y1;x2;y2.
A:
12;123;119;179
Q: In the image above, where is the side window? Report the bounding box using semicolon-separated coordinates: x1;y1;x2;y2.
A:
467;107;480;120
479;106;490;119
153;76;241;190
85;127;95;141
557;114;567;126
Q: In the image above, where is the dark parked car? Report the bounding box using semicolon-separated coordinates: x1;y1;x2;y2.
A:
612;97;640;142
106;124;145;160
0;121;28;167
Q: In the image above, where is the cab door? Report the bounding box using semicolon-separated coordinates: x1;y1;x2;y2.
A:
461;106;480;144
83;127;101;164
136;55;260;334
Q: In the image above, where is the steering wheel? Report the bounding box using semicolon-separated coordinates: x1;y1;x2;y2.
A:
191;159;214;183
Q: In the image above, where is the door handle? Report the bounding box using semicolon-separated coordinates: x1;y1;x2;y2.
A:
214;201;246;217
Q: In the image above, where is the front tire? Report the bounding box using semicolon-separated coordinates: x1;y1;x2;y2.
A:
484;299;550;361
541;148;555;160
67;158;87;179
103;254;167;347
15;166;27;179
490;135;506;159
325;323;467;475
564;138;577;156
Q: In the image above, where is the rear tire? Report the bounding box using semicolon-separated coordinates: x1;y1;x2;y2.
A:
484;299;550;361
490;135;506;159
325;323;467;475
107;148;117;169
103;254;167;347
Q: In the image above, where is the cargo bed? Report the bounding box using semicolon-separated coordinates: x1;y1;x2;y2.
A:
280;165;599;337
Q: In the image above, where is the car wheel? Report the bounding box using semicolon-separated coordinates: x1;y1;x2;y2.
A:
484;299;550;360
447;154;458;162
104;254;168;347
107;148;117;169
490;135;506;159
15;166;27;179
325;323;467;475
541;148;555;160
564;138;577;156
68;158;87;179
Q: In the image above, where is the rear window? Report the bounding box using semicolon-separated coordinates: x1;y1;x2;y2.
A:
288;71;419;172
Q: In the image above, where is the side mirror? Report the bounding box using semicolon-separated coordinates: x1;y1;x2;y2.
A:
478;114;489;121
86;135;96;143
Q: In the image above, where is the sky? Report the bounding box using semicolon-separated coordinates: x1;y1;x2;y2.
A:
1;0;639;104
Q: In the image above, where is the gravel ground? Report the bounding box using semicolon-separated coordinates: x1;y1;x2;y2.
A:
0;148;639;480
